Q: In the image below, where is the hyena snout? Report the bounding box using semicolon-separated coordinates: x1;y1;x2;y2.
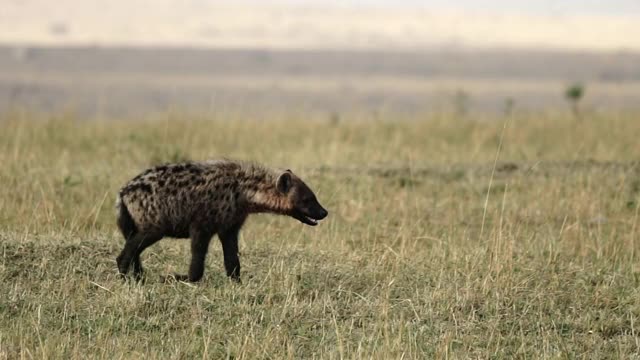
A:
292;200;328;226
310;204;328;221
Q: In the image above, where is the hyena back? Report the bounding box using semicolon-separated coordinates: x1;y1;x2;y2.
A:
115;159;328;283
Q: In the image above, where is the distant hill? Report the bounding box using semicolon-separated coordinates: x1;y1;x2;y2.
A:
1;46;639;117
2;46;639;81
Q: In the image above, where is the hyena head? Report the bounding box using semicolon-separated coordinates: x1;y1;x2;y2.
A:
276;170;328;226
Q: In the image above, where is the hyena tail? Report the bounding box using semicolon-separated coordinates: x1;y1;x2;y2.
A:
116;196;137;240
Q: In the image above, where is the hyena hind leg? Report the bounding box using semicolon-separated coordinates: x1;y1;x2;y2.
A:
116;233;162;280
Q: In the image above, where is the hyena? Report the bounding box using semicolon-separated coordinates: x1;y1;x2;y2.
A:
115;159;328;283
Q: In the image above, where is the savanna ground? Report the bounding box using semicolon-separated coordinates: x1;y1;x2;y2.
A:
0;110;639;358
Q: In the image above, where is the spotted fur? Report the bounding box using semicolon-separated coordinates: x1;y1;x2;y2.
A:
115;159;328;283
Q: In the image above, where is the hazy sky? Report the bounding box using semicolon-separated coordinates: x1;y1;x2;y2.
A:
2;0;639;51
262;0;640;15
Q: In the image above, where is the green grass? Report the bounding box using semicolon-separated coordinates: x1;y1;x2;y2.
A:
1;110;640;358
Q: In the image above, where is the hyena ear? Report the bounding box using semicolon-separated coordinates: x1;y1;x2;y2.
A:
276;172;292;194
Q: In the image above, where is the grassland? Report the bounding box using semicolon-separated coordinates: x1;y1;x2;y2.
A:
0;110;639;358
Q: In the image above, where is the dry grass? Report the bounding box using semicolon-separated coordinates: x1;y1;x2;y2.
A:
1;110;640;358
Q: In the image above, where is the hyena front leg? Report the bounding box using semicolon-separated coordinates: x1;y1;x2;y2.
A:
172;228;214;282
219;222;243;283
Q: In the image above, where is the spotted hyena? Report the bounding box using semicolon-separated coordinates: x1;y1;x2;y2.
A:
115;159;328;283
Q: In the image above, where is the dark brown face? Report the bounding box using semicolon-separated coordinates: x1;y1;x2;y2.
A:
277;171;328;226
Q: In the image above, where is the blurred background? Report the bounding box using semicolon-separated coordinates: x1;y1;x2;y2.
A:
1;0;639;118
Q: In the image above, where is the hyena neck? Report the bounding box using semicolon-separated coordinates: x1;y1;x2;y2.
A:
242;170;290;215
